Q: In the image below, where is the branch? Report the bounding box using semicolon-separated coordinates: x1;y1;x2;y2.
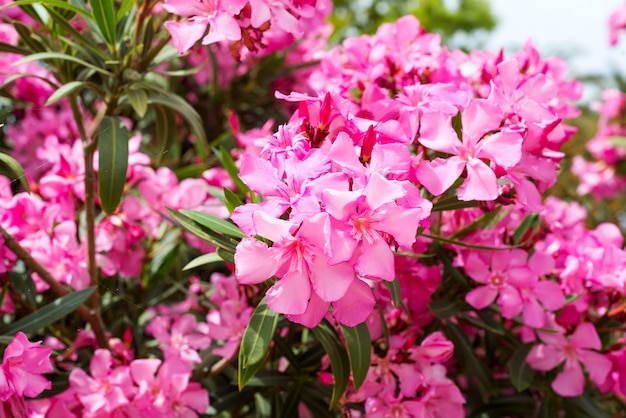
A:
0;225;109;348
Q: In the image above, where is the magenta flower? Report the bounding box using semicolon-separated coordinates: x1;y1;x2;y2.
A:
415;99;523;201
130;357;209;417
68;349;135;415
0;332;53;401
527;323;612;396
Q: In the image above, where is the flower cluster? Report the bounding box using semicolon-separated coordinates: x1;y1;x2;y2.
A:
163;0;332;58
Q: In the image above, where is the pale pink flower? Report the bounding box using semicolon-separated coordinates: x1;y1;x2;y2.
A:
0;332;53;401
527;323;612;396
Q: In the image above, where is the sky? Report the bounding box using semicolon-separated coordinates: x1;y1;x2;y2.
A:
485;0;626;79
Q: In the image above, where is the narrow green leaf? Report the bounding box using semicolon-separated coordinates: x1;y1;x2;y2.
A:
0;41;30;55
116;0;134;22
223;187;243;214
451;110;463;140
606;136;626;148
151;104;176;164
143;85;208;159
383;278;402;308
1;287;95;335
1;0;90;17
0;152;30;192
340;323;371;391
0;73;58;91
512;213;539;244
238;298;279;390
431;194;479;212
444;322;497;396
127;85;148;118
98;116;129;215
88;0;116;45
166;209;237;251
180;209;246;239
212;146;252;196
507;343;536;392
46;6;110;60
13;21;48;52
182;252;223;271
280;382;303;418
563;394;611;418
14;52;114;77
428;299;462;319
45;81;87;106
312;320;350;410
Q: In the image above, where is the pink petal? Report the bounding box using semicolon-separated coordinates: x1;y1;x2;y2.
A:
333;279;375;326
376;206;423;247
551;361;584;397
130;359;160;386
477;131;522;169
462;99;502;144
234;239;278;284
164;20;208;54
498;285;523;319
465;286;498;310
286;291;330;328
570;322;601;351
527;344;564;371
355;237;395;281
521;296;546;328
365;173;406;211
457;159;498;201
266;270;311;315
464;253;491;283
534;281;565;311
414;157;465;196
579;350;612;387
238;154;283;196
417;112;461;155
309;256;354;302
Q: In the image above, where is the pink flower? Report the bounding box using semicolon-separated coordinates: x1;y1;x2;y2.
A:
415;99;522;201
527;323;612;396
130;357;209;417
0;332;53;401
146;314;211;364
609;3;626;45
68;349;135;415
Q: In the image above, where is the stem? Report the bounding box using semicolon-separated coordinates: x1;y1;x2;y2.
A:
0;225;109;348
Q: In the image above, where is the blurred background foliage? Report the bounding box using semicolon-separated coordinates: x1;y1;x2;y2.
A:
329;0;496;44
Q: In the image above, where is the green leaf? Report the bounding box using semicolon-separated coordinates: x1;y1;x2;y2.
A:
383;278;402;308
14;52;114;77
143;85;208;159
563;394;611;418
512;213;539;244
46;6;109;60
428;299;462;319
98;116;129;216
238;298;279;390
280;382;303;418
116;0;134;22
444;322;497;396
212;146;252;197
431;194;479;212
45;81;88;106
0;41;30;55
340;323;371;391
223;187;243;214
469;395;537;418
13;21;48;52
180;209;246;239
451;110;463;140
166;209;237;252
1;287;95;335
2;0;90;17
151;104;177;164
127;84;148;118
507;343;535;392
312;320;350;410
0;152;30;192
88;0;116;45
182;252;223;271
